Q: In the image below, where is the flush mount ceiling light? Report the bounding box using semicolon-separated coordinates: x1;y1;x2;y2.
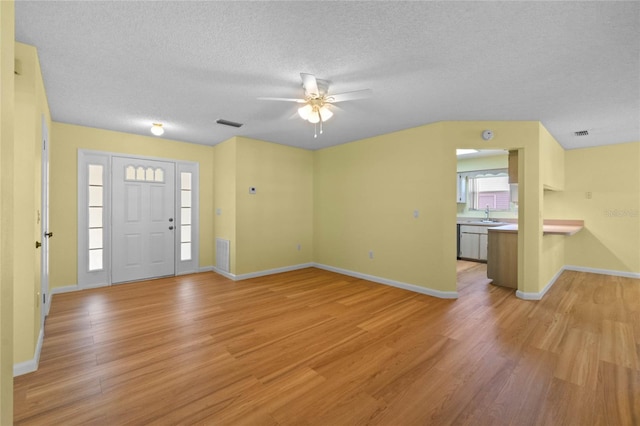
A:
150;123;164;136
259;73;371;138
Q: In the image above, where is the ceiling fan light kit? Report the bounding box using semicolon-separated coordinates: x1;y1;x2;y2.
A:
297;104;313;120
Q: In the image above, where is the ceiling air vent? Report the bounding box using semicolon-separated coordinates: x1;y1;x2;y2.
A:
216;119;243;128
574;130;589;136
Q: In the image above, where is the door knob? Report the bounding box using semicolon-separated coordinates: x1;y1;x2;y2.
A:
35;241;42;249
169;218;174;222
45;232;53;238
169;226;174;230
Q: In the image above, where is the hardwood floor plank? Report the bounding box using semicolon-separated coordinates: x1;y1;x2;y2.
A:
554;327;600;389
596;360;640;426
14;266;640;425
600;320;639;370
486;345;557;425
535;378;597;426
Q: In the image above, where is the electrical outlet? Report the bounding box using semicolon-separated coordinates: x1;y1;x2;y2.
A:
369;250;374;259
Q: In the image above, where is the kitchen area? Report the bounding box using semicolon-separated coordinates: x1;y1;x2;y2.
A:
456;149;583;291
456;149;519;288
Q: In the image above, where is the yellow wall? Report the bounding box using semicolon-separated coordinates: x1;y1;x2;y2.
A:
212;137;313;275
314;121;546;294
538;123;566;287
212;138;237;273
546;142;640;273
235;137;314;275
539;124;565;191
444;121;545;293
0;1;15;421
50;123;215;289
315;122;459;292
13;42;52;365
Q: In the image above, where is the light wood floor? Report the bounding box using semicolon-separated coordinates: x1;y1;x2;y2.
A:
14;264;640;425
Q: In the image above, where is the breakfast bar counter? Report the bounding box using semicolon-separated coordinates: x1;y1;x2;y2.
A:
486;220;584;288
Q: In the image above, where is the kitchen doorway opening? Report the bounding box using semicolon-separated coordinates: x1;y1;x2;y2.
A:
455;148;522;294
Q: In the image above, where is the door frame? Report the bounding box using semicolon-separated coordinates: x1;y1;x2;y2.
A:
77;150;200;289
40;115;50;320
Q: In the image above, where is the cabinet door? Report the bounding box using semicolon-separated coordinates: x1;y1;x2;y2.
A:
460;232;480;259
509;150;518;184
479;233;488;261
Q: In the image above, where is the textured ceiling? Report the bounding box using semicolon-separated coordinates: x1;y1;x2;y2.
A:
14;1;640;150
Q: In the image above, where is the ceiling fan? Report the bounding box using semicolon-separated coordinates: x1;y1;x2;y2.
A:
259;73;372;138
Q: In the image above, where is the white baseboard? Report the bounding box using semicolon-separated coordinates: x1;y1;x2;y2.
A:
563;265;640;279
314;263;459;299
212;263;315;281
198;265;214;273
210;262;458;299
50;284;80;295
235;263;315;280
211;266;236;280
515;265;640;301
80;282;110;290
516;267;565;301
14;327;44;377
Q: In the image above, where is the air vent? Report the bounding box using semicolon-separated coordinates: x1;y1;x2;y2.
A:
574;130;589;136
216;119;243;128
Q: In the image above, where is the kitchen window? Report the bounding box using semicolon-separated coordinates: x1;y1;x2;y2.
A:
465;169;513;211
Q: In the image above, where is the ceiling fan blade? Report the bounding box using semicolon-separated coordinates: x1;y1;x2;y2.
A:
288;111;301;120
257;97;306;103
300;73;319;98
326;89;372;103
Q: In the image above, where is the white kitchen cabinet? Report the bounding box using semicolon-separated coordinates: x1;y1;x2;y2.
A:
479;233;488;261
459;225;488;261
460;232;480;259
456;173;467;203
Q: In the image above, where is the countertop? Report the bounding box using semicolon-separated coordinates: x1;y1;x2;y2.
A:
487;219;584;236
456;218;516;227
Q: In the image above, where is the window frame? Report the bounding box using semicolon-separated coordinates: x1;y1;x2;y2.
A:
461;168;514;212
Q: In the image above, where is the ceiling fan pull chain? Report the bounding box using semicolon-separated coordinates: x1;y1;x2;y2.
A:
314;123;317;138
320;120;323;135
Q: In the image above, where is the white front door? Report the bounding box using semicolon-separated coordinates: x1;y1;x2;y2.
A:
111;157;175;284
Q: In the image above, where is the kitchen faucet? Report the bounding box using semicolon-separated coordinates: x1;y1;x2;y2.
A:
485;205;490;220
